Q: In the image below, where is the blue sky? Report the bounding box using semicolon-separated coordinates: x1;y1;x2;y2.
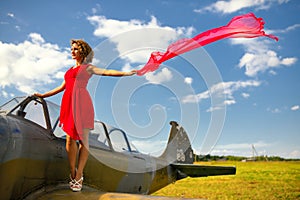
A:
1;0;299;158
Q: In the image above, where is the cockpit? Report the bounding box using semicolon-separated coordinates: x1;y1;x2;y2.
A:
0;96;138;153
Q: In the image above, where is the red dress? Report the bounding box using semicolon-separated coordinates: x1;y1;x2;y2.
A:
60;64;94;140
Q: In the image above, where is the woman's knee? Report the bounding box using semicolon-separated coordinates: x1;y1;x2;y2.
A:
80;129;90;146
66;136;77;150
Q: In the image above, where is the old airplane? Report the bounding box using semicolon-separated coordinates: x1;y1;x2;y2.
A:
0;96;236;200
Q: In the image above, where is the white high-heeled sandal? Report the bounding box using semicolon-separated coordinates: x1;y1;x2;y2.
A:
71;176;84;192
69;174;75;189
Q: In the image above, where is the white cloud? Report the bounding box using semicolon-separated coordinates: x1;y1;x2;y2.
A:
87;15;194;64
29;33;45;44
181;90;209;104
2;91;14;99
267;105;299;113
88;15;161;38
214;141;271;150
288;150;300;159
7;13;15;18
0;33;73;95
5;12;22;31
132;139;167;156
145;67;173;84
281;57;297;65
184;77;193;85
182;80;261;107
269;24;300;34
209;144;300;159
267;107;281;113
291;105;300;111
15;25;21;31
194;0;290;14
224;99;236;105
194;141;273;156
121;62;134;72
1;90;8;98
207;141;273;157
91;4;101;15
269;70;277;76
54;71;65;79
231;38;297;77
241;92;250;98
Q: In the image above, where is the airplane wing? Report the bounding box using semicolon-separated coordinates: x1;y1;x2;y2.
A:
171;163;236;179
28;185;202;200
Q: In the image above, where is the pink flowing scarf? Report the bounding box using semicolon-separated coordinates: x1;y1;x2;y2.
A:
137;13;278;76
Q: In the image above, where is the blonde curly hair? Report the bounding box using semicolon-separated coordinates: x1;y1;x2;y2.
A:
71;39;94;63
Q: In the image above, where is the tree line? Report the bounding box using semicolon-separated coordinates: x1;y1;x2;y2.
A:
194;154;299;162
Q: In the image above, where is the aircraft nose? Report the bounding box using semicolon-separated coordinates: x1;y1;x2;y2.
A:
0;115;10;163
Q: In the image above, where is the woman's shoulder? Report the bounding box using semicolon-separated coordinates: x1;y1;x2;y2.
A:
78;64;94;76
85;64;96;72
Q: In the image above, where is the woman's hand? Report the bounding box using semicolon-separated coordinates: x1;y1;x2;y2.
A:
33;81;65;98
125;70;137;76
34;93;45;98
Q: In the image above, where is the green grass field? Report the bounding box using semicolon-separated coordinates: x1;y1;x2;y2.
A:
153;161;300;200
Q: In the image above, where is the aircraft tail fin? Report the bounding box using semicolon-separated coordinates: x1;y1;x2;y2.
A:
159;121;194;164
159;122;236;180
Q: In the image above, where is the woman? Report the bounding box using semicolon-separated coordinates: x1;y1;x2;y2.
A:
35;39;136;192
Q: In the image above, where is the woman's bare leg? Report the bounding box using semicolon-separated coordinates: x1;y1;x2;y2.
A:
75;128;90;181
66;135;78;179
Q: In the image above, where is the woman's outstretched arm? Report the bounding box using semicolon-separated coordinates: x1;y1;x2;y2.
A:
34;81;66;98
87;65;136;76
